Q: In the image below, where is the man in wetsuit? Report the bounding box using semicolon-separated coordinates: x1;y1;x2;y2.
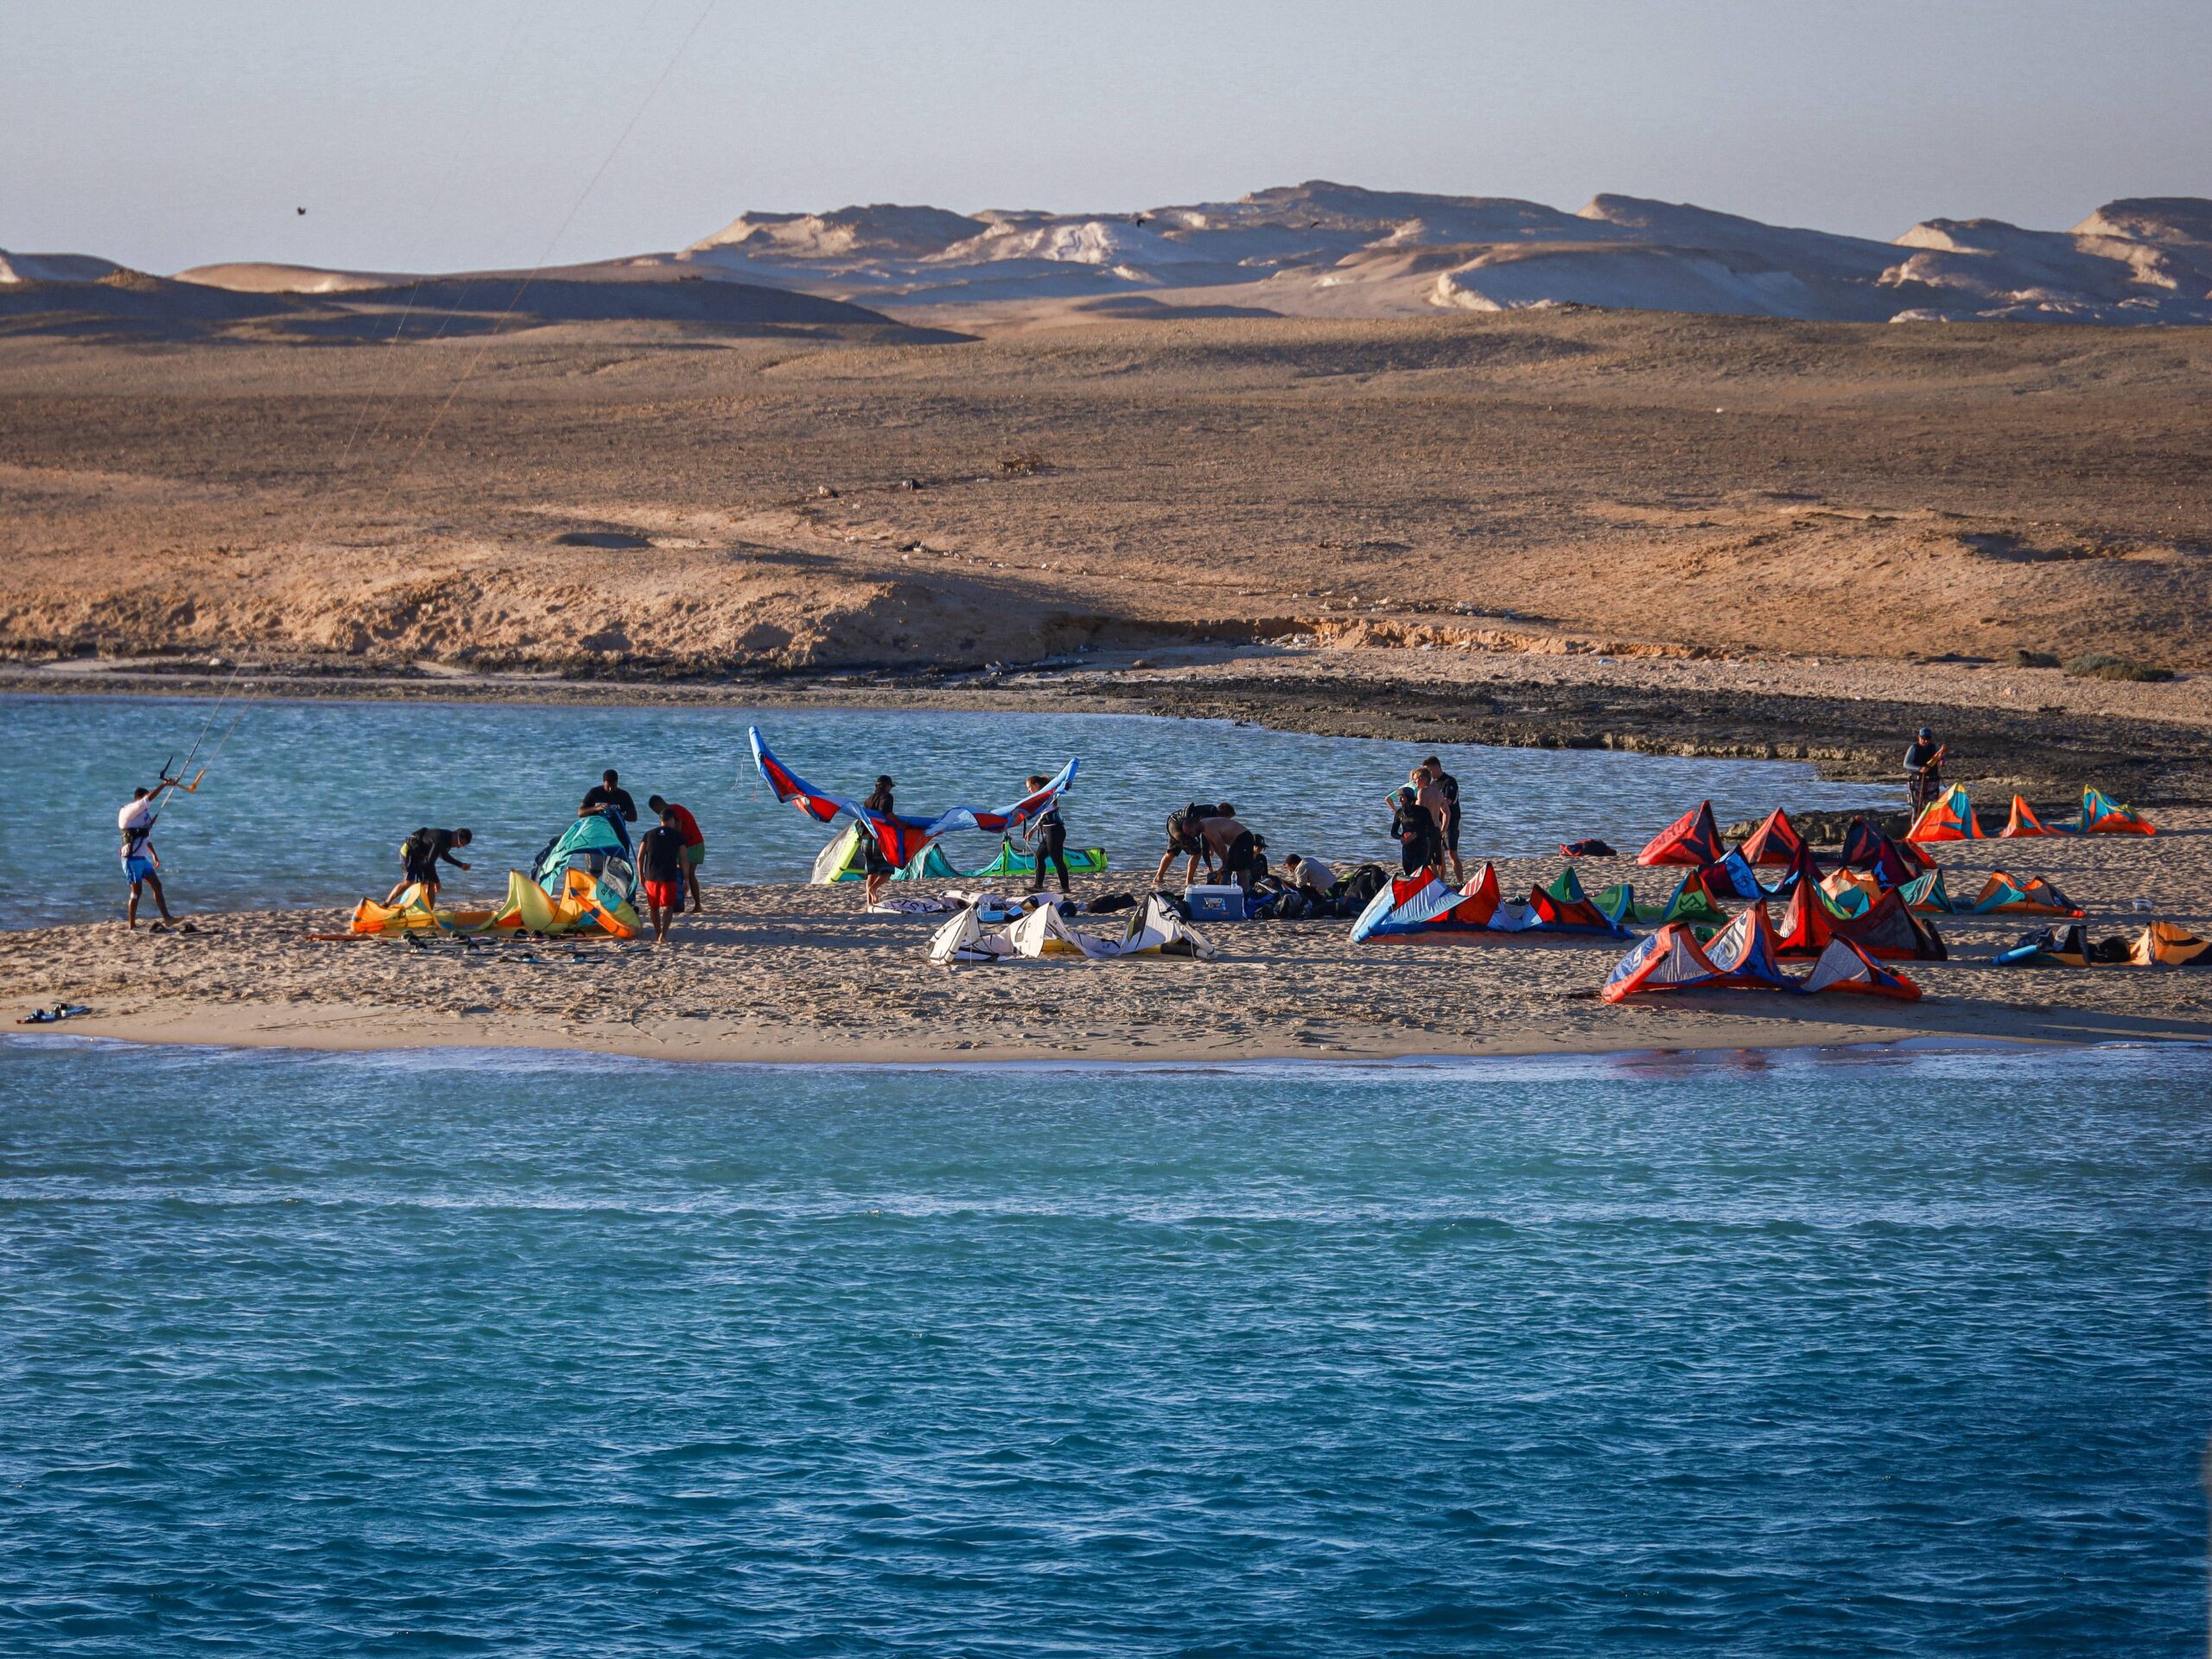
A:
647;794;706;913
1422;754;1464;884
1023;774;1071;896
579;769;638;822
386;827;473;906
1391;785;1441;878
118;779;180;928
860;776;899;907
1904;728;1945;817
637;807;689;944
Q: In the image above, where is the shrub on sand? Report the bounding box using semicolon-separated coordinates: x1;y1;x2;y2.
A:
2063;652;2174;683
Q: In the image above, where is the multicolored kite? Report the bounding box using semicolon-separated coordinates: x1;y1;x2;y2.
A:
747;727;1077;868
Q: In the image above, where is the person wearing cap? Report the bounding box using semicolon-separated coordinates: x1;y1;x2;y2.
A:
1903;727;1945;816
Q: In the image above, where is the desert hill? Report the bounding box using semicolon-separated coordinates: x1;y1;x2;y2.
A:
2;307;2208;684
146;182;2212;331
0;259;941;343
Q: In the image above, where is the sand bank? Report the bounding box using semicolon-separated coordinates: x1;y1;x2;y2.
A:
10;819;2212;1066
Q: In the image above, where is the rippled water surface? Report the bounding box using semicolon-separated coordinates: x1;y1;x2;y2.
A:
5;694;1896;925
1;1039;2203;1655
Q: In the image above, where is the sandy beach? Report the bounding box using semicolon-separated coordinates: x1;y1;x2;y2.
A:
12;807;2209;1065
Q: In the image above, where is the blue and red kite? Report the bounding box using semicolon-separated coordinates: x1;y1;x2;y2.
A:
748;728;1077;869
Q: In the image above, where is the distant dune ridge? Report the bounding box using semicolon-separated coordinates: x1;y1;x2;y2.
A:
8;181;2210;331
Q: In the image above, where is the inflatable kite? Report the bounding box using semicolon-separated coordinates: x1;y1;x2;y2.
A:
749;727;1077;870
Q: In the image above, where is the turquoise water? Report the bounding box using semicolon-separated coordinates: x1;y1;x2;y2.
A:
3;694;1895;926
0;1038;2203;1655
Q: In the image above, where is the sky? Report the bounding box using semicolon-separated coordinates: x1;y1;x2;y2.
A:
5;0;2209;275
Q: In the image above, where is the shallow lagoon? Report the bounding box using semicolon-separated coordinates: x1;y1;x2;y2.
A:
6;693;1895;926
0;1037;2203;1655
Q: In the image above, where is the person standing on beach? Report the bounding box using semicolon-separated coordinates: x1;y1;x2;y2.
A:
646;794;705;913
637;807;689;944
1422;754;1464;884
1409;766;1452;878
385;827;473;907
1391;785;1441;879
579;769;638;822
861;775;899;907
1024;774;1071;896
118;779;180;928
1154;800;1216;888
1904;728;1945;817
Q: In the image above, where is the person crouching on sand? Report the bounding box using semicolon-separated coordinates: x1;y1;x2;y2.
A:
118;779;180;928
1025;774;1071;895
861;776;899;906
646;794;705;913
637;807;688;944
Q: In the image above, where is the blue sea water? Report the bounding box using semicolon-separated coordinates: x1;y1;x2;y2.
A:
2;694;1895;927
0;1037;2204;1656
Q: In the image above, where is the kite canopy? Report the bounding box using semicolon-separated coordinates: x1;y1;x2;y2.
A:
928;894;1213;964
1999;795;2064;838
1637;801;1725;867
1897;869;1955;912
1838;819;1929;885
1601;923;1728;1001
1706;902;1796;989
1594;877;1727;929
1737;808;1804;867
812;825;957;884
2080;787;2157;836
1800;938;1923;1001
1351;863;1631;943
1907;785;1984;843
1777;881;1945;960
751;727;1077;869
1700;849;1768;901
1966;870;2084;917
2129;921;2212;966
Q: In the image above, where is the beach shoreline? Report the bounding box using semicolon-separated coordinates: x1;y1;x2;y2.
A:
11;811;2212;1067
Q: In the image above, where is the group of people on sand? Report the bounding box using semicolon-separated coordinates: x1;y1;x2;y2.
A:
117;728;1956;939
368;768;708;944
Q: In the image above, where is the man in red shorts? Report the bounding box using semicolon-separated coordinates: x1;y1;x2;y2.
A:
646;793;706;913
636;806;689;944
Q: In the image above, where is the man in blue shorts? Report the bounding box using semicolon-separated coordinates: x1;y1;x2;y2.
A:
118;779;180;928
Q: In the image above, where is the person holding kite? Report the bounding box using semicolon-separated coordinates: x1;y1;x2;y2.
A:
747;728;1077;908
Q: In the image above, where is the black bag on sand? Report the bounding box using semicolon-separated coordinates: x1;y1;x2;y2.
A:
1340;863;1389;908
1087;893;1138;914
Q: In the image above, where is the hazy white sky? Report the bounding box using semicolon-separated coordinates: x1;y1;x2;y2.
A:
6;0;2208;273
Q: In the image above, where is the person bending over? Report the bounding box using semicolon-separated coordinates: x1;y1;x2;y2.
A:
647;794;705;913
387;826;473;906
118;779;180;928
1154;798;1217;888
1025;774;1071;895
637;808;690;944
861;775;899;907
1422;753;1464;883
1284;853;1338;899
580;769;638;822
1200;806;1262;893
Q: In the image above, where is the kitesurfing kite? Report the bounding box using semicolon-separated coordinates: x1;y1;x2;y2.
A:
748;727;1077;868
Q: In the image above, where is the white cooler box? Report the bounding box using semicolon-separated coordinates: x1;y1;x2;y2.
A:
1183;884;1249;922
